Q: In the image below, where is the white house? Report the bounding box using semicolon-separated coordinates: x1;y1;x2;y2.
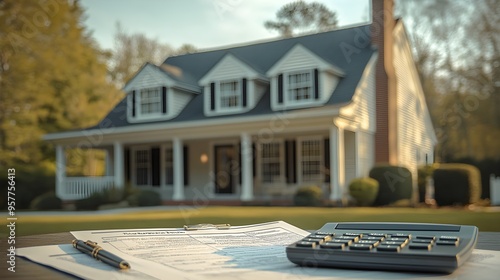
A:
44;0;436;204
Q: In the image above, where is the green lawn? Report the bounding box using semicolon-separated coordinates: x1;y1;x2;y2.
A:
10;206;500;237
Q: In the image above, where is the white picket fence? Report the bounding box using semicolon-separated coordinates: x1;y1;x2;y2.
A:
491;175;500;206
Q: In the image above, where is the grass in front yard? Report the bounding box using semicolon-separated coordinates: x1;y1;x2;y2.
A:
12;206;500;236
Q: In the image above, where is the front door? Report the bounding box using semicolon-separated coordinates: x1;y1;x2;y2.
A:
214;145;237;194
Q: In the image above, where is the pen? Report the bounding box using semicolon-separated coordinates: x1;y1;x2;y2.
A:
72;239;131;269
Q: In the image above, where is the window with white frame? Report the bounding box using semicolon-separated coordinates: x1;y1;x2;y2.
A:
301;139;322;182
135;149;150;185
165;148;173;185
288;71;312;102
140;87;161;115
261;142;282;183
220;80;241;109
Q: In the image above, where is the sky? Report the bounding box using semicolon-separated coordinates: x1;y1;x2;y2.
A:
80;0;371;51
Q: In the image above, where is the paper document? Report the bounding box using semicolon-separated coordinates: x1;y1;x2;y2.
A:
17;221;500;280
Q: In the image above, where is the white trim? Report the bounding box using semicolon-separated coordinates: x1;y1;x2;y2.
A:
266;44;344;77
172;138;185;200
199;53;264;85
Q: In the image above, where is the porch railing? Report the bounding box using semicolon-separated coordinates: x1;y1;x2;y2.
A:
60;176;115;200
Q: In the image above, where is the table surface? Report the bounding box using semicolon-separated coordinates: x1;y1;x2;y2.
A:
2;231;500;279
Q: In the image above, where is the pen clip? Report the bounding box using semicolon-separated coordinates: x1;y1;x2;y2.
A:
84;240;100;249
183;223;231;230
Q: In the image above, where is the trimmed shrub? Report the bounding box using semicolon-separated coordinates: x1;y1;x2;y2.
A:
433;163;482;206
417;165;436;203
369;165;413;206
30;192;62;210
348;178;379;206
293;185;323;206
127;190;162;207
75;191;107;210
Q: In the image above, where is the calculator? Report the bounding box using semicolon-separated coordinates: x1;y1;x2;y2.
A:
286;222;478;273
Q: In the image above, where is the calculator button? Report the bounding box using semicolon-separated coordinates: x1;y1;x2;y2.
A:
321;243;345;249
415;235;435;240
439;236;459;241
308;235;333;241
411;239;433;244
330;239;352;245
362;236;384;241
409;243;432;250
337;236;359;242
302;238;322;244
385;238;408;243
358;240;380;246
343;233;363;237
376;245;401;252
436;240;459;246
350;244;373;250
315;232;334;237
368;233;388;238
296;241;317;248
381;241;404;245
391;233;411;239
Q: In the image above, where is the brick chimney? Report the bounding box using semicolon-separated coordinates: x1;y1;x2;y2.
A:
371;0;398;164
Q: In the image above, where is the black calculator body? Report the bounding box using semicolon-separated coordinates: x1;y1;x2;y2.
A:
286;222;478;273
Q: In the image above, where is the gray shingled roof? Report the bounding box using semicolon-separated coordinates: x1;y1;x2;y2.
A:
88;24;375;130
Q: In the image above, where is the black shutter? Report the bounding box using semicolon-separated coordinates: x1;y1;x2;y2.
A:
314;69;319;100
125;149;131;184
162;86;167;114
131;90;136;117
252;143;256;177
242;78;247;107
151;148;160;186
278;74;284;104
324;138;330;183
210;83;216;111
285;140;297;184
183;146;189;186
239;142;242;185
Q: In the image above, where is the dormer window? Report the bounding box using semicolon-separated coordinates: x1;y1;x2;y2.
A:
220;80;241;109
140;87;162;115
288;70;314;102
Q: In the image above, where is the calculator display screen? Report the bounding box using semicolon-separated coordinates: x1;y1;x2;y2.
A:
335;223;461;232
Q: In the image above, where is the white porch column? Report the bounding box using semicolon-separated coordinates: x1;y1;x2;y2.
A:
240;132;254;201
329;125;346;204
55;145;66;198
105;148;114;176
172;138;185;200
113;141;124;189
354;130;361;177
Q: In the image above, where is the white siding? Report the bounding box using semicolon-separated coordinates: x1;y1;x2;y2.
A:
393;24;436;176
199;54;259;84
340;53;377;133
267;44;334;75
344;130;357;185
357;131;375;177
123;64;171;93
321;71;339;103
171;89;195;117
254;80;268;106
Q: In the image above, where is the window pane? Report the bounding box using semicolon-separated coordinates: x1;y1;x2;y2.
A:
288;71;312;102
140;88;161;115
261;142;281;183
301;140;321;181
220;80;240;108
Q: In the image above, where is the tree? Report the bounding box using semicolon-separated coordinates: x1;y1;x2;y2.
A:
396;0;500;161
108;24;197;88
0;0;122;168
264;1;338;37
